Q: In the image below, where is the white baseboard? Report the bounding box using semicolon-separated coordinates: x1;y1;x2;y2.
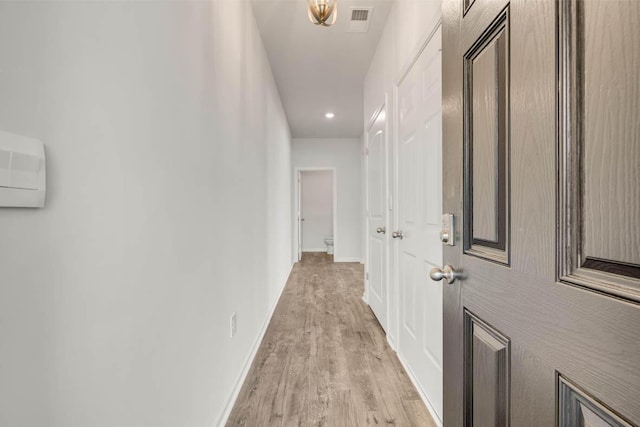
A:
215;262;295;427
387;333;397;352
302;248;327;252
395;352;443;427
334;257;361;263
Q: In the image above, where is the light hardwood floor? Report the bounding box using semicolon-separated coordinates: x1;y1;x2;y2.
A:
226;252;437;426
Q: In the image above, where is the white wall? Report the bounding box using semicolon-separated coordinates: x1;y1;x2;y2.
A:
364;1;442;121
293;139;362;262
0;2;292;427
301;170;333;251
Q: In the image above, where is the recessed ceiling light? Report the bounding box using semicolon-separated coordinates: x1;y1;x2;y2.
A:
325;112;335;119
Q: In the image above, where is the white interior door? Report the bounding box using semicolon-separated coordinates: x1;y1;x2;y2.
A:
396;28;443;421
367;105;388;332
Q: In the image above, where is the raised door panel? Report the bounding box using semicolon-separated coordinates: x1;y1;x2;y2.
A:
401;132;418;226
463;7;510;265
471;40;498;242
369;238;384;302
559;377;634;427
421;259;443;400
464;311;510;427
559;0;640;301
582;1;640;267
369;128;384;220
401;252;418;338
424;111;443;266
424;113;442;228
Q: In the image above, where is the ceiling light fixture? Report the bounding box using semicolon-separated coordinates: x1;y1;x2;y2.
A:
325;112;335;119
308;0;337;27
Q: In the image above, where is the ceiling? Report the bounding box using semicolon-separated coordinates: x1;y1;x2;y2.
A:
251;0;394;138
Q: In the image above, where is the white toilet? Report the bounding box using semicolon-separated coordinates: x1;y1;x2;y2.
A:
324;237;334;255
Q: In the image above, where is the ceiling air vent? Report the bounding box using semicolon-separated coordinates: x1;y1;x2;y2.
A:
351;9;369;21
348;7;373;33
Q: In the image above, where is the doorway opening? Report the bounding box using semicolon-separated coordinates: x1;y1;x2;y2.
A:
295;168;337;262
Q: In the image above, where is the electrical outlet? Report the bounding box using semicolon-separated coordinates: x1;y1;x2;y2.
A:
230;313;237;338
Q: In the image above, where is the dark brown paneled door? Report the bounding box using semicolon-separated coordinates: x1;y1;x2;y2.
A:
441;0;640;426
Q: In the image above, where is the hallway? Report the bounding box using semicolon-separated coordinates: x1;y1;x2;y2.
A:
227;253;436;426
2;1;639;425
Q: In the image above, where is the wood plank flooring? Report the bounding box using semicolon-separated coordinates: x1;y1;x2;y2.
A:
226;253;436;426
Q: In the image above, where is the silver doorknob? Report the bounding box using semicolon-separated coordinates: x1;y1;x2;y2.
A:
376;227;386;234
429;265;461;284
392;230;404;239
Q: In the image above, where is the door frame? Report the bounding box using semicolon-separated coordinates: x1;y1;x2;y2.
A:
293;167;338;261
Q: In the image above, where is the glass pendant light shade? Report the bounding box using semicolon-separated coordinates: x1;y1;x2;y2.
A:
307;0;337;26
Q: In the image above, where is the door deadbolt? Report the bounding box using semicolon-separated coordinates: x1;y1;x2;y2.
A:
440;214;455;246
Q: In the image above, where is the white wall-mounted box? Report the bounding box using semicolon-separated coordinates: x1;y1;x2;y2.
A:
0;130;46;208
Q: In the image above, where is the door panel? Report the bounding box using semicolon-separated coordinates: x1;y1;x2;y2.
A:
442;0;640;426
581;1;640;268
559;377;634;427
463;7;509;264
424;117;441;227
470;35;500;242
397;28;443;421
424;114;443;265
559;0;640;298
466;310;510;427
369;238;384;301
401;252;417;337
367;105;388;332
401;132;417;229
